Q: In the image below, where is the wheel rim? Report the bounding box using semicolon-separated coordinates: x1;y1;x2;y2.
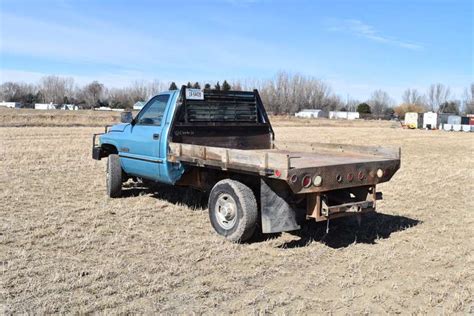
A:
215;193;237;230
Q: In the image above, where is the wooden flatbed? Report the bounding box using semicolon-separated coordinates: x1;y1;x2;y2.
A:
168;141;401;193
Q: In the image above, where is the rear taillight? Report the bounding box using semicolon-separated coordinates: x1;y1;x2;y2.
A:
302;175;312;188
358;171;365;180
347;173;354;182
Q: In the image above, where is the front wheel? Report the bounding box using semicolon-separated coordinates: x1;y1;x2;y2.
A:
208;179;258;242
106;154;123;198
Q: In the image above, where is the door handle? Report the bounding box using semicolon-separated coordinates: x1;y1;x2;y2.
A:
153;133;160;140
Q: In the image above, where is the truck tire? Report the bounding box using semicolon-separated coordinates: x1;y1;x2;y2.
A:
106;154;123;198
208;179;258;242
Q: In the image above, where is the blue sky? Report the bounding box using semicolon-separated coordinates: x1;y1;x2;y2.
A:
0;0;472;101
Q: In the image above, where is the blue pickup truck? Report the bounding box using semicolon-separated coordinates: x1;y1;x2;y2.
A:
92;87;400;242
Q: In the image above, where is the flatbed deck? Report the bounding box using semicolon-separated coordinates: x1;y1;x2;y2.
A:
168;141;400;193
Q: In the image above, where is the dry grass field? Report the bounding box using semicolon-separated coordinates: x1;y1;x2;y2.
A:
1;110;473;314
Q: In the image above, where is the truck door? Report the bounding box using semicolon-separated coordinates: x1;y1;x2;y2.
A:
119;94;170;180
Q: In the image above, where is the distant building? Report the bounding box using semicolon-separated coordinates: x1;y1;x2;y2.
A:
60;104;79;110
0;101;21;108
329;111;360;120
295;109;328;118
133;101;146;110
96;106;112;111
447;115;461;125
95;107;124;112
35;103;57;110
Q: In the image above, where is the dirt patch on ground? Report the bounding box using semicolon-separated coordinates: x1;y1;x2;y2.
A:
1;123;473;313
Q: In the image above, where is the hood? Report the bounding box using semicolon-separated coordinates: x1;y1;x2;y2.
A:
109;123;129;132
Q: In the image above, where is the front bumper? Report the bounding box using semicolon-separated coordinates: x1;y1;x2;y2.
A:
92;145;104;160
92;126;110;160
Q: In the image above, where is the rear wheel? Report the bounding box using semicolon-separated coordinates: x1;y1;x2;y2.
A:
208;179;258;242
106;154;123;198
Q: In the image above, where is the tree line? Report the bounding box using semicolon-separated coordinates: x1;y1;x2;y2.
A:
1;72;472;117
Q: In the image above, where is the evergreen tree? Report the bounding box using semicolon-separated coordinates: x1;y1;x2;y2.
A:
440;101;460;114
222;80;231;91
357;103;371;114
214;82;221;91
193;82;201;89
169;82;178;90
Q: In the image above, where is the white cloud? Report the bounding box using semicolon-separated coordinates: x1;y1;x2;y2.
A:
328;19;424;51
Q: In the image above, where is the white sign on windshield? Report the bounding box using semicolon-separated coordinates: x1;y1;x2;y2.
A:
186;89;204;100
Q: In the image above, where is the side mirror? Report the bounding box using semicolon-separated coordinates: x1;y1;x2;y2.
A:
120;111;133;124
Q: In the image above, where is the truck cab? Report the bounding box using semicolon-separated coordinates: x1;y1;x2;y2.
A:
95;90;185;185
93;87;400;242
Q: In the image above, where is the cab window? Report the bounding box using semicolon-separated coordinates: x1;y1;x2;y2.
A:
136;94;170;126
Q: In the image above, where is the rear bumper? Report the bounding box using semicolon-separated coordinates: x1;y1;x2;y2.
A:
307;186;382;222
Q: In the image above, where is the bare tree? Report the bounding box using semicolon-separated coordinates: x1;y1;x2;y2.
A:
39;76;74;104
80;81;104;108
254;72;338;114
462;83;474;114
146;80;167;99
106;88;131;109
368;90;394;116
402;88;426;107
345;97;360;112
127;81;148;103
427;83;450;112
0;82;20;101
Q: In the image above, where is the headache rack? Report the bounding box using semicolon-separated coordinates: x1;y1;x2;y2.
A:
179;87;260;123
170;86;275;149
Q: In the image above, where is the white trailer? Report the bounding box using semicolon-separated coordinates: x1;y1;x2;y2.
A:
423;112;438;129
295;109;329;118
35;103;57;110
0;101;21;108
329;111;359;120
405;112;422;129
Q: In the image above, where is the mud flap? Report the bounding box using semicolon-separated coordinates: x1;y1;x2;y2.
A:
260;178;301;233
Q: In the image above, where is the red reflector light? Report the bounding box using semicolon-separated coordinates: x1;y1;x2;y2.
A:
347;173;354;182
302;175;312;188
358;171;365;180
274;170;281;177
